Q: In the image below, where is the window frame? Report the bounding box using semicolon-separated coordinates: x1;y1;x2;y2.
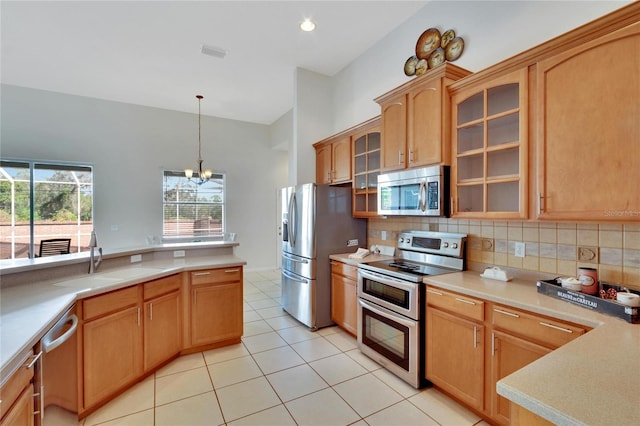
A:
0;158;94;260
161;170;226;242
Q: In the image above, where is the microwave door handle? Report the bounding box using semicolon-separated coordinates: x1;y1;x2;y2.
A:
419;181;426;212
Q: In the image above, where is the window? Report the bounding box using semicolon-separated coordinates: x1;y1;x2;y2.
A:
162;171;225;240
0;160;93;260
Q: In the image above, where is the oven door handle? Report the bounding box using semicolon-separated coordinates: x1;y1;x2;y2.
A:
358;268;414;287
359;299;416;328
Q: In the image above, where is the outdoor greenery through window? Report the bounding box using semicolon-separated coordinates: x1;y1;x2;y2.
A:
0;160;93;260
162;171;225;240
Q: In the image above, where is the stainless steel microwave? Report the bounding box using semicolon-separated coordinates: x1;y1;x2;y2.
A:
377;165;449;216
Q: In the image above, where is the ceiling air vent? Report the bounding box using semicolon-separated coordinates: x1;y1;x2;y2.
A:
200;44;227;59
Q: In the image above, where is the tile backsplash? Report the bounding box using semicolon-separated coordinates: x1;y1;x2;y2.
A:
367;218;640;290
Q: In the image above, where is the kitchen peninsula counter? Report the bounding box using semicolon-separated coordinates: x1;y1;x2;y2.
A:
425;271;640;426
0;248;246;384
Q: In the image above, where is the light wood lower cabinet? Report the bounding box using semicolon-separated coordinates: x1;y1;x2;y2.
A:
490;330;550;424
426;306;485;411
143;291;181;372
0;350;35;426
330;260;358;336
425;284;589;425
81;288;143;409
189;268;243;347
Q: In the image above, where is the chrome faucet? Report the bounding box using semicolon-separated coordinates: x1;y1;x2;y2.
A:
88;230;103;274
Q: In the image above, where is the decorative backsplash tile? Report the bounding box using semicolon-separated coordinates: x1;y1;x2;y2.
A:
367;217;640;289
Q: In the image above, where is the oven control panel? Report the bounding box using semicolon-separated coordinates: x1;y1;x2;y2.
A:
397;231;466;258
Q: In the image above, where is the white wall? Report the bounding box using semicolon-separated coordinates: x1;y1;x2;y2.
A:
0;84;288;270
293;68;333;185
327;0;632;134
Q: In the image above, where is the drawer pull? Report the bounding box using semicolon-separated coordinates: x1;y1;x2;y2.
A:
426;289;443;296
539;321;573;334
193;272;211;276
494;308;520;318
455;297;476;305
224;269;240;273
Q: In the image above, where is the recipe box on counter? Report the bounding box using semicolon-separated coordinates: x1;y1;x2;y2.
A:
537;279;640;324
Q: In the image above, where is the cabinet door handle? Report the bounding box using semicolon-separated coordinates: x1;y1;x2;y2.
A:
473;326;478;349
193;272;211;276
24;351;42;369
450;197;454;216
426;289;443;296
408;150;414;163
491;332;495;356
539;321;573;334
137;307;141;326
224;268;240;273
193;290;197;305
455;297;476;305
494;308;520;318
327;171;331;182
398;151;404;165
149;303;153;321
537;192;544;215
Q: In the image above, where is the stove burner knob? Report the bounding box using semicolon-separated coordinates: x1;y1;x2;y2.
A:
452;243;458;249
399;237;405;243
443;242;449;248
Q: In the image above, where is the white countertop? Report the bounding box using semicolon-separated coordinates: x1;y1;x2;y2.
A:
0;254;245;382
425;271;640;426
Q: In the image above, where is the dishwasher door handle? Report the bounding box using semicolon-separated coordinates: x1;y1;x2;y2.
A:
42;311;78;353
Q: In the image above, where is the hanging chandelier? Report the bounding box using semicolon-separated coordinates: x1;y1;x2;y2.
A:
184;95;212;185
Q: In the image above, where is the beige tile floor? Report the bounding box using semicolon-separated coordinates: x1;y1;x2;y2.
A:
53;269;490;426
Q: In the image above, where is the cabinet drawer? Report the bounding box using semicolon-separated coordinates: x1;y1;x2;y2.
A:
143;273;181;300
0;350;34;419
190;267;242;285
426;286;484;322
330;261;358;281
491;304;587;348
83;285;140;321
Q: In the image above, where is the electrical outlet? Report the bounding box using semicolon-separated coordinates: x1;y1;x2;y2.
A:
482;238;494;252
173;250;185;258
578;246;599;263
347;239;359;247
514;242;525;258
130;254;142;263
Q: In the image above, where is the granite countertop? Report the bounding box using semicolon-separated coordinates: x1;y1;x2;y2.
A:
0;254;246;382
425;271;640;426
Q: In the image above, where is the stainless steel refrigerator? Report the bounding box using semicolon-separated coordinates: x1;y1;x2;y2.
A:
280;183;366;330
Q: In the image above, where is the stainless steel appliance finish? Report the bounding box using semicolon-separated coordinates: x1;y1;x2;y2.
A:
357;231;466;388
281;183;366;330
377;165;449;216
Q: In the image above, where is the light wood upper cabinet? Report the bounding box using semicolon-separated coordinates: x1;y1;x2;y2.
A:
376;63;471;172
315;136;351;184
352;118;381;217
535;21;640;221
450;68;528;219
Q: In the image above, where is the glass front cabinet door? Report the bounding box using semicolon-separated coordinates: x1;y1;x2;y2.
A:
450;68;528;219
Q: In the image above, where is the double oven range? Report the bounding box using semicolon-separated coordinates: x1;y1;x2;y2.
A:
357;231;466;388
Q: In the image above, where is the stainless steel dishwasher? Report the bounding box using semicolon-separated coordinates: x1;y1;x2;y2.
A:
38;304;79;425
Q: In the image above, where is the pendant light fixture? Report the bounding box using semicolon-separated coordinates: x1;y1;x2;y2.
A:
184;95;212;185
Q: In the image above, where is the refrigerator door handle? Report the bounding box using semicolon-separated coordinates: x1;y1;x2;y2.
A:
288;192;297;247
282;253;309;264
282;269;309;284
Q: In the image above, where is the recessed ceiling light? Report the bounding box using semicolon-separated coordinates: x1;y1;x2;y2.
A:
300;19;316;32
